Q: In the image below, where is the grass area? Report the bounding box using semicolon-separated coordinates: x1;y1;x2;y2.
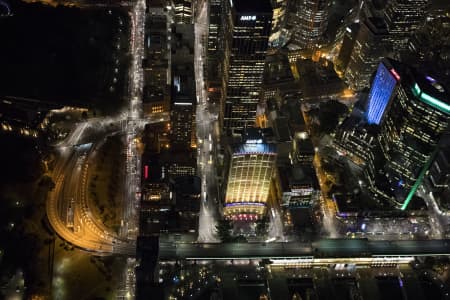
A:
0;133;54;297
0;178;126;299
0;178;56;297
88;134;124;233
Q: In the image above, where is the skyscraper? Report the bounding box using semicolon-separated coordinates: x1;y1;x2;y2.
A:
345;17;391;90
223;0;273;134
224;138;277;221
269;0;289;48
170;24;196;150
143;1;170;116
375;60;450;208
206;0;224;109
335;23;360;75
170;95;195;150
384;0;429;53
172;0;193;24
286;0;329;50
365;59;400;125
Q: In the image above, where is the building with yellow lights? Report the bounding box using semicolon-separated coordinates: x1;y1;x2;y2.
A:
170;24;196;151
143;0;171;117
224;139;277;221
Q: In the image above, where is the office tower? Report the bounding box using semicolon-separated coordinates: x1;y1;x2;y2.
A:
172;176;201;214
135;236;162;300
224;134;277;221
269;0;289;47
377;60;450;208
170;96;195;150
345;17;391;90
277;163;319;233
286;0;330;50
171;175;201;233
292;134;315;165
358;0;388;21
427;0;450;21
404;14;450;89
335;23;360;75
170;24;196;150
172;0;193;24
384;0;428;53
205;0;230;123
429;143;450;193
223;0;273;133
333;116;378;180
365;59;400;125
143;1;170;116
170;67;196;149
428;141;450;212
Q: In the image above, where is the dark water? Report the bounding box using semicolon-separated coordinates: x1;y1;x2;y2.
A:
0;0;129;111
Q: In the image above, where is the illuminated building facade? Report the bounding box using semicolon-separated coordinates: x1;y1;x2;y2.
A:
428;144;450;212
384;0;428;53
224;140;277;221
286;0;329;50
278;164;319;232
269;0;289;48
291;134;314;165
365;59;400;125
172;0;192;24
170;69;196;150
377;60;450;208
223;0;273;133
335;59;450;209
170;24;196;150
207;0;221;59
429;144;450;192
143;1;170;117
333;116;378;179
206;0;227;129
335;23;360;75
345;17;391;90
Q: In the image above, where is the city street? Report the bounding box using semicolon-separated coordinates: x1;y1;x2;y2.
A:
310;132;340;238
44;3;155;290
419;183;447;238
195;0;220;243
47;138;135;255
268;207;286;242
10;1;449;299
118;0;146;297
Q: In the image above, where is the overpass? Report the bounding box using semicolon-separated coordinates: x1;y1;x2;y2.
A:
158;239;450;260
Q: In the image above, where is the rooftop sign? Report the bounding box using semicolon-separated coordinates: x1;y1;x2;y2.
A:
240;15;256;21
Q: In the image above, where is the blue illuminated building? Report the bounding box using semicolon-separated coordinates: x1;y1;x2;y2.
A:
365;59;399;125
370;59;450;209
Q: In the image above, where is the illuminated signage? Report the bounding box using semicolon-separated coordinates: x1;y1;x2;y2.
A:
412;83;450;114
426;75;436;83
389;68;401;81
240;15;256;21
245;139;263;144
225;202;265;207
144;165;149;179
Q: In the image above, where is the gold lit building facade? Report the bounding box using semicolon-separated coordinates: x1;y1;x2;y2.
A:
224;142;277;221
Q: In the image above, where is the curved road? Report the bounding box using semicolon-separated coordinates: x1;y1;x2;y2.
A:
47;136;135;255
